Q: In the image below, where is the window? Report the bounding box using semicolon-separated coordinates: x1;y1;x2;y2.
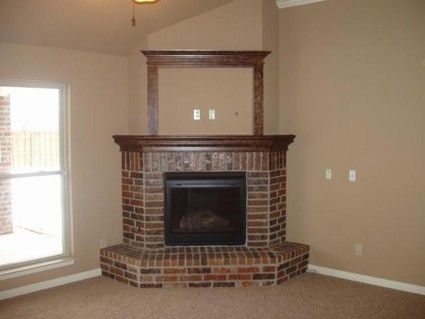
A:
0;81;70;273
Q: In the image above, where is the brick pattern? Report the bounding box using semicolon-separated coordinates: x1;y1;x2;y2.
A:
269;169;286;246
119;150;287;249
121;152;144;247
0;95;12;235
246;171;269;247
100;242;309;288
141;151;285;172
106;147;309;289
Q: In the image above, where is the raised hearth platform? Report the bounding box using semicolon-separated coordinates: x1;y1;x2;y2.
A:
100;242;309;288
105;134;310;288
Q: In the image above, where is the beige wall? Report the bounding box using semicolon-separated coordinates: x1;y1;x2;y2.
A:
128;38;148;134
262;0;280;134
0;42;128;290
158;68;253;135
279;0;425;285
127;0;279;135
147;0;263;50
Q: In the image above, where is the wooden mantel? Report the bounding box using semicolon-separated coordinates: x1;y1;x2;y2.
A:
142;50;271;67
141;50;271;136
113;135;295;152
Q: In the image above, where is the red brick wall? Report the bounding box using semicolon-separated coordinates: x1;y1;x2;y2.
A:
100;242;309;288
120;150;287;249
0;95;13;235
104;146;311;289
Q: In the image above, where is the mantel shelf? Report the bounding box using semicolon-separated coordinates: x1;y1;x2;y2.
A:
113;135;295;152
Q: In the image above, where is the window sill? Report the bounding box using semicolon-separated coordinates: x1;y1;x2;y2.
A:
0;257;75;280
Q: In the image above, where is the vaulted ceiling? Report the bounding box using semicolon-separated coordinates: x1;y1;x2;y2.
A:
0;0;234;56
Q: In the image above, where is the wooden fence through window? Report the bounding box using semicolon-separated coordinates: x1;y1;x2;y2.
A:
11;131;59;170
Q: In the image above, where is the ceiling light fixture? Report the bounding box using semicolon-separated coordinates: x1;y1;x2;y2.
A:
131;0;159;27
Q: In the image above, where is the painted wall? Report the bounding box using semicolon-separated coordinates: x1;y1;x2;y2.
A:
158;68;253;135
262;0;280;134
0;42;128;290
279;0;425;286
128;0;280;135
147;0;263;50
128;38;148;135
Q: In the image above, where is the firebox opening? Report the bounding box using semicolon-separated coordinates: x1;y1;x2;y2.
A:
164;172;246;246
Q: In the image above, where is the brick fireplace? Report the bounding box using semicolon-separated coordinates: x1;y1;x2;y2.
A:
100;136;309;288
100;50;309;288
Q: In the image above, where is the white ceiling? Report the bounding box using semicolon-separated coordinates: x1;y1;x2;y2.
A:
0;0;234;56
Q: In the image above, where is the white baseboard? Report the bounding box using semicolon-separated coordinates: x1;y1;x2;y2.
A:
308;264;425;296
2;265;423;300
0;268;101;301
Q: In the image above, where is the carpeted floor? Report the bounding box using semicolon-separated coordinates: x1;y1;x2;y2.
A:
1;273;424;319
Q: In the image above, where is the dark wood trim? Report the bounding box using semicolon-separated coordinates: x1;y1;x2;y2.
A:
253;64;264;135
113;135;295;152
141;50;271;136
147;65;159;135
142;50;270;67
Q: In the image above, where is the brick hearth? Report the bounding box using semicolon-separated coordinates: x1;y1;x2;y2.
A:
101;242;309;288
101;135;310;288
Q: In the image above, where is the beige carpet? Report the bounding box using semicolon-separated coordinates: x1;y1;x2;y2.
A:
1;273;424;319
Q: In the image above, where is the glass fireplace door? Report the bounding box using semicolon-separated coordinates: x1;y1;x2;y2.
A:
164;172;246;246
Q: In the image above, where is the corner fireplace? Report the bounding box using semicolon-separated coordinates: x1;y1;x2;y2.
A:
101;49;310;289
164;172;246;246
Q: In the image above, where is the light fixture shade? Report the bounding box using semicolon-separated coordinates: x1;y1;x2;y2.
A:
131;0;158;27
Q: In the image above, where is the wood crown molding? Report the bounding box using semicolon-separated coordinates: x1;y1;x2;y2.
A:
276;0;327;9
113;135;295;152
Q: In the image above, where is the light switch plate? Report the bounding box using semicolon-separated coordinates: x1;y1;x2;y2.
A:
193;109;201;120
349;170;357;182
354;244;363;256
325;168;332;180
209;109;216;120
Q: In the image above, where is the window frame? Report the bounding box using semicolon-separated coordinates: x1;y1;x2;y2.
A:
0;79;72;273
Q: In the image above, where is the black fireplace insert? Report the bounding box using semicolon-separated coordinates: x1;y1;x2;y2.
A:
164;172;246;246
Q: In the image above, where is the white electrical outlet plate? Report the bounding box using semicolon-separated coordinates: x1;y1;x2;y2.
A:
349;170;357;182
209;109;216;120
325;168;332;180
193;109;201;120
354;244;363;256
